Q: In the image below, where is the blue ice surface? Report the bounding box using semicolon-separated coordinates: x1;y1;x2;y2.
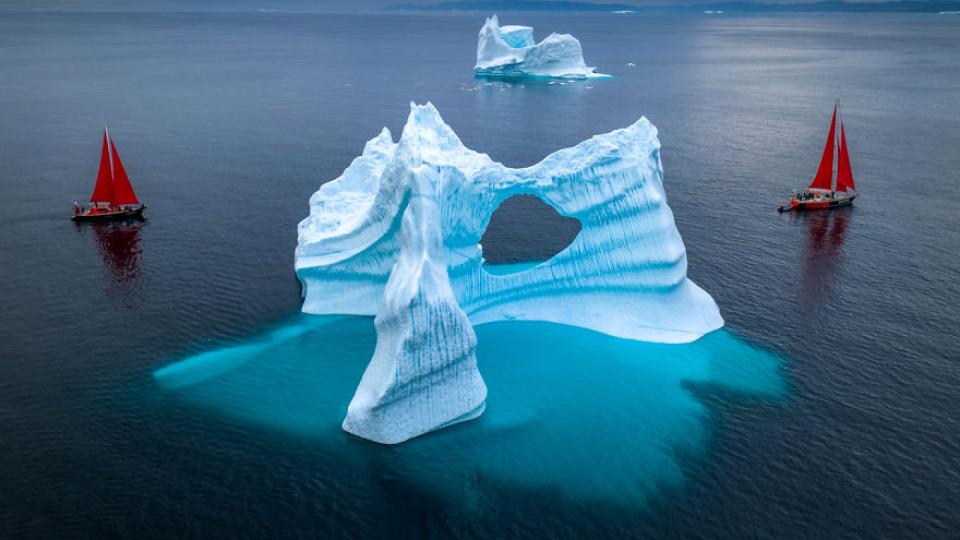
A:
481;261;540;275
154;314;785;505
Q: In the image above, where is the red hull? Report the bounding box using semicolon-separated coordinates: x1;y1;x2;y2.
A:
779;193;854;213
72;205;145;222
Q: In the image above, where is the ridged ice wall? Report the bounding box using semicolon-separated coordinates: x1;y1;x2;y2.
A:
295;103;723;443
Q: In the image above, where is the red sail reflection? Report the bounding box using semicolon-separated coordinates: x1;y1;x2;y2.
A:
799;208;851;305
90;221;143;307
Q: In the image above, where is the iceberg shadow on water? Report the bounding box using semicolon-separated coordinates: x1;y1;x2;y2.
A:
153;315;785;506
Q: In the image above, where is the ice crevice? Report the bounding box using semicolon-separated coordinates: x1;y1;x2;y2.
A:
296;102;723;444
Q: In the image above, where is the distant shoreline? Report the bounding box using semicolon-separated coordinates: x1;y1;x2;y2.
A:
4;2;959;15
387;0;960;14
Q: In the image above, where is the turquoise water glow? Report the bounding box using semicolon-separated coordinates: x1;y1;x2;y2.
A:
154;314;784;506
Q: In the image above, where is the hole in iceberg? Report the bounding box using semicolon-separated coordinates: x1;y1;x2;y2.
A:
480;194;581;274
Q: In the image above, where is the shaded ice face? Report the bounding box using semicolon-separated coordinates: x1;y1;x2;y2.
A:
498;24;535;49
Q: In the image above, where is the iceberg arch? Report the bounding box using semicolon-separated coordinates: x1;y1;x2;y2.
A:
474;15;611;80
295;103;723;444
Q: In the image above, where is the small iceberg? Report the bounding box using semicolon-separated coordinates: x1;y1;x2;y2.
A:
474;15;610;80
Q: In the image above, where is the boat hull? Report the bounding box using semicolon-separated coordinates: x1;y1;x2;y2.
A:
71;205;145;222
779;194;855;213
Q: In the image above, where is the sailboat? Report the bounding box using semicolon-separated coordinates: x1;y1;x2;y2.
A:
72;128;146;221
779;102;857;213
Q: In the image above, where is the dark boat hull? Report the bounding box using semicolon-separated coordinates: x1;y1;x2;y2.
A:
779;194;855;213
71;205;145;222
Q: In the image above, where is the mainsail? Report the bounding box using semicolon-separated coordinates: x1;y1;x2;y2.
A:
808;104;837;191
89;128;140;207
90;130;113;203
836;122;855;192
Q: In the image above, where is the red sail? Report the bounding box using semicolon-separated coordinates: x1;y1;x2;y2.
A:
808;105;837;191
109;137;139;206
90;130;114;203
836;122;855;192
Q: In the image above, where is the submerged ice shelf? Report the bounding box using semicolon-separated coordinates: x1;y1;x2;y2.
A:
154;317;783;504
474;15;610;79
295;102;723;444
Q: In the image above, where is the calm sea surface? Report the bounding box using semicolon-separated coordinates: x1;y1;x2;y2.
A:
1;11;959;538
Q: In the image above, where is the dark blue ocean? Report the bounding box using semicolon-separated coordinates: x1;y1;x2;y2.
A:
1;10;959;538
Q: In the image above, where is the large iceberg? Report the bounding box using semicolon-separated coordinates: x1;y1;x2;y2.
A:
296;103;722;444
474;15;610;79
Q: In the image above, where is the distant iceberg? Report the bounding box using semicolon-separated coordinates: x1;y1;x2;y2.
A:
296;103;722;444
474;15;610;80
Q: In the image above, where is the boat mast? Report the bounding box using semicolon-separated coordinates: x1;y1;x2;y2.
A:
836;103;855;193
833;99;840;193
105;126;114;184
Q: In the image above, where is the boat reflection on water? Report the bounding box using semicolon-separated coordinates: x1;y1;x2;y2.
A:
89;220;144;307
796;207;852;305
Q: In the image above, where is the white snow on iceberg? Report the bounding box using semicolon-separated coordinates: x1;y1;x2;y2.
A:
474;15;610;80
296;102;723;444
